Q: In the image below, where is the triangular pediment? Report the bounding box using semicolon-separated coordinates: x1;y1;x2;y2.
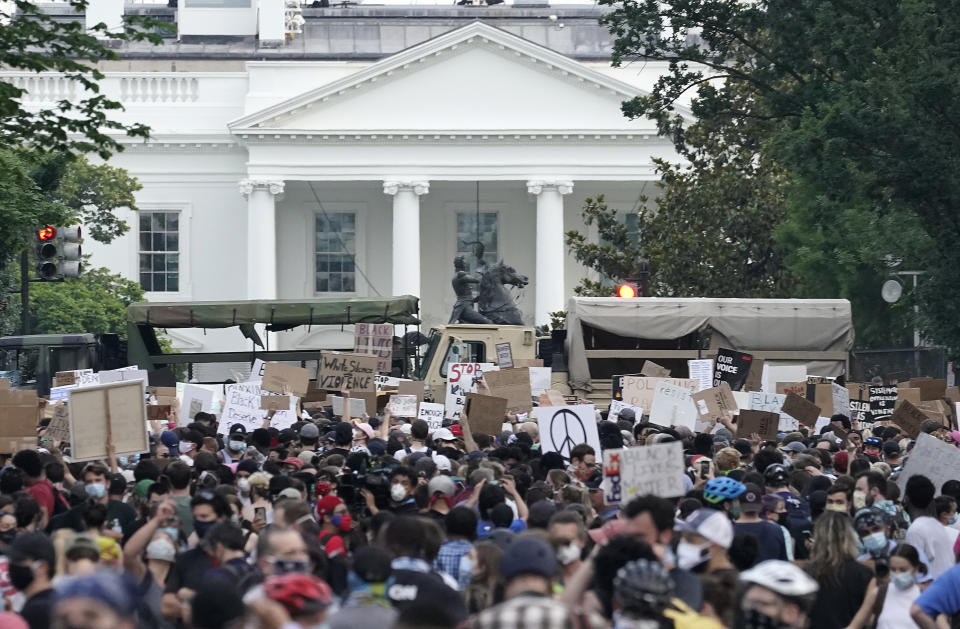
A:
229;22;684;134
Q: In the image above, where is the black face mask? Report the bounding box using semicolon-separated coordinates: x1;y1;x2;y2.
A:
777;512;788;527
0;531;16;546
741;608;791;629
8;563;35;591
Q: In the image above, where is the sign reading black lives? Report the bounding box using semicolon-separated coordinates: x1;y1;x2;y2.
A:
611;373;643;402
869;386;898;420
712;348;753;392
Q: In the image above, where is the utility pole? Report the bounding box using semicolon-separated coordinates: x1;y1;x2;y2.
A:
19;250;29;336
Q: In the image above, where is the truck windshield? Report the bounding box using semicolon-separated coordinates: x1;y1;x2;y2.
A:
415;330;441;380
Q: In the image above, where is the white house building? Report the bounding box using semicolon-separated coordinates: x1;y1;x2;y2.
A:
6;4;687;357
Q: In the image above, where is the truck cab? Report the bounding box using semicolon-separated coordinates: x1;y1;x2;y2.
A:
0;334;99;396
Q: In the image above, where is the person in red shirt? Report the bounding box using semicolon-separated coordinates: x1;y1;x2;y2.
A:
315;496;351;558
12;450;64;529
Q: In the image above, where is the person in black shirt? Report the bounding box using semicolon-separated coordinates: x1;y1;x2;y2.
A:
8;532;56;629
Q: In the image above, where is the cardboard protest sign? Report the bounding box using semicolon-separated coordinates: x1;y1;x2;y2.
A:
513;359;543;368
0;388;40;453
611;373;644;401
0;373;17;388
736;410;779;440
495;343;514;369
330;395;367;419
539;390;567;407
68;380;149;461
897;387;921;407
483;368;532;414
179;384;215;426
417;402;445;431
649;382;698;431
260;395;291;411
444;363;493;420
621;377;698;413
781;392;820;428
317;353;378;393
389;394;418;418
897;433;960;493
910;378;947;401
220;383;298;433
398;380;425;403
748;391;793;431
54;371;77;387
776;382;807;398
692;383;737;431
146;405;171;420
891;400;928;438
641;361;671;378
528;367;552;397
46;404;71;443
687;360;713;392
262;363;310;397
608;399;642;423
744;358;765;392
869;386;897;420
353;323;393;373
602;442;685;504
713;348;753;391
534;405;601;461
464;393;508;436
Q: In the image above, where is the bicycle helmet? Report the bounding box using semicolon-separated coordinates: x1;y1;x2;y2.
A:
740;560;818;601
263;573;332;616
763;463;790;487
613;559;675;618
703;476;746;505
853;507;889;534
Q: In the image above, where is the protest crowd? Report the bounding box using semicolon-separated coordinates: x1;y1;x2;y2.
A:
3;357;960;629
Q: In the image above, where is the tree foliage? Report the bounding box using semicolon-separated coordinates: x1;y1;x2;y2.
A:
28;267;144;335
594;0;957;353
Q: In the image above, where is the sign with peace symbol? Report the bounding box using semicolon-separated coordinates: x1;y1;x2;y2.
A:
533;404;602;461
549;408;587;458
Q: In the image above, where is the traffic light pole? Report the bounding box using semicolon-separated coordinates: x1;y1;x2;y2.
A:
20;249;29;336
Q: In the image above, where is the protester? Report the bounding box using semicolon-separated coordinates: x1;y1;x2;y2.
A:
804;511;873;629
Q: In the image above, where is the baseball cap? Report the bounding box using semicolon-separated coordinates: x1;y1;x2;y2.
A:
432;454;452;472
499;537;559;581
432;428;455;442
427;475;456;498
160;430;180;457
281;457;303;471
676;509;733;549
300;423;320;440
277;487;302;501
779;441;806;454
921;419;943;435
740;483;763;513
882;440;901;456
8;532;55;567
353;423;375;440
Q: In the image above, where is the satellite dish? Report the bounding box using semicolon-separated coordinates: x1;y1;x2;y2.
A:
881;279;903;303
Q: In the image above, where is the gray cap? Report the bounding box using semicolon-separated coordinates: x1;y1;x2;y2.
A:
300;422;320;439
779;441;806;453
921;419;943;435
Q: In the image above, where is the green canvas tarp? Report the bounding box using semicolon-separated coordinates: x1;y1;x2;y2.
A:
127;296;420;330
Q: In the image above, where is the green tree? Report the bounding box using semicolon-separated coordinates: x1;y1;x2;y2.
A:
28;267;143;335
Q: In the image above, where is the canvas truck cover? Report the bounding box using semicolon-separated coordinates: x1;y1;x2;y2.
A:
565;297;854;388
127;296;420;329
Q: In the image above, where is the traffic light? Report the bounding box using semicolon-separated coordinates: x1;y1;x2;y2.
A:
34;226;82;281
616;281;638;298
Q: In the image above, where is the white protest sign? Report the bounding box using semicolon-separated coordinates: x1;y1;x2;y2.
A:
732;391;750;414
418;402;445;431
749;391;795;432
354;323;394;373
389;394;418;418
762;365;807;394
375;375;412;391
687;359;714;392
534;404;601;461
98;370;124;385
649;382;698;431
529;367;552;397
68;380;149;462
602;442;685;504
331;395;367;418
444;363;497;419
609;399;643;423
897;432;960;493
813;416;831;435
621;377;698;412
78;371;100;387
219;383;298;434
248;359;266;382
180;384;215;426
832;383;851;418
50;385;75;402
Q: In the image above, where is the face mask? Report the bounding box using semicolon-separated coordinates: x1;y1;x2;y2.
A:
390;483;408;503
853;489;867;510
85;483;106;499
556;543;581;566
459;555;475;576
271;558;309;575
742;608;791;629
237;478;251;493
193;520;215;539
229;440;246;453
862;531;887;553
315;481;332;497
776;512;788;527
892;571;915;591
331;513;352;532
179;442;195;454
826;503;848;513
729;505;741;520
0;531;15;545
8;563;35;591
676;540;711;571
950;514;959;526
146;538;176;563
160;527;179;542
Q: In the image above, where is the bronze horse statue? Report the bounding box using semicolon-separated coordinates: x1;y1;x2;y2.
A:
477;261;528;325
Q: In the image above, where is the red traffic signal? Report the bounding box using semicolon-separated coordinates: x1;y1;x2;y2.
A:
37;226;57;241
617;282;638;298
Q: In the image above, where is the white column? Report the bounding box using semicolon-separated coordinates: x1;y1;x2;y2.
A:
240;179;284;300
527;179;574;327
383;180;429;298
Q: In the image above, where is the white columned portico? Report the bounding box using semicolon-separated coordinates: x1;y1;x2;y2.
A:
527;179;574;327
383;180;429;298
239;179;284;299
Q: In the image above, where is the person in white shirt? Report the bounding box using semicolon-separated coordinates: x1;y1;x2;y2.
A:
847;543;926;629
904;475;956;579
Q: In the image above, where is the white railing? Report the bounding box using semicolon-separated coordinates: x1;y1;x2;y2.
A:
5;74;77;102
119;75;200;102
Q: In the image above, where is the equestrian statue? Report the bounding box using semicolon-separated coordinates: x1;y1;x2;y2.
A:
449;247;528;326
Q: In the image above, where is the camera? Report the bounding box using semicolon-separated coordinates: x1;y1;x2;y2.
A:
338;467;391;515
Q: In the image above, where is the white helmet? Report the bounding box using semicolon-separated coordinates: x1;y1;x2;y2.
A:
740;560;819;599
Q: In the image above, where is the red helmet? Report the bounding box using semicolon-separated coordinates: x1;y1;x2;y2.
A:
263;573;333;615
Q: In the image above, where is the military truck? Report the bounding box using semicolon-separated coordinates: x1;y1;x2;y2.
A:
0;333;126;396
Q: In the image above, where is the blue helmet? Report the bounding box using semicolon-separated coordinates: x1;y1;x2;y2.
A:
703;476;747;505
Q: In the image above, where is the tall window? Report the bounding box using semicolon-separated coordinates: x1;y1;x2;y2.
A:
315;213;356;293
600;212;640;246
456;212;498;270
139;212;179;292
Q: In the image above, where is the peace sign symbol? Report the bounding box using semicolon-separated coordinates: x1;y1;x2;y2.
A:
549;408;587;458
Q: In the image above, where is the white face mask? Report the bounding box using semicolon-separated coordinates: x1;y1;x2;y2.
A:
556;543;581;566
390;483;408;503
237;478;251;493
676;540;712;571
179;442;195;454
